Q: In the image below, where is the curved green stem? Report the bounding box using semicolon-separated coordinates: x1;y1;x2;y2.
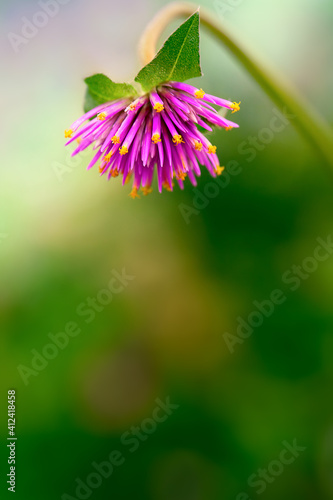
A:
139;2;333;178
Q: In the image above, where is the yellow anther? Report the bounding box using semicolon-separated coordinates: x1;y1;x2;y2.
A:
231;101;241;113
128;103;137;111
76;137;82;144
215;165;225;176
194;141;203;151
99;165;104;173
102;152;113;163
152;133;161;144
162;181;173;191
225;126;233;131
129;187;140;199
124;173;132;184
194;88;205;99
97;112;107;120
119;146;128;155
141;186;153;196
111;168;119;177
112;135;120;144
154;102;164;112
172;134;184;145
177;171;187;181
208;145;217;154
64;129;73;138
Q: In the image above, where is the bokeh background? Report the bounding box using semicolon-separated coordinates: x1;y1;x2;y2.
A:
1;0;333;498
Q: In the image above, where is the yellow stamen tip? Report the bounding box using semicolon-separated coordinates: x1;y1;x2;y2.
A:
76;137;82;144
97;112;107;121
119;146;128;155
231;101;241;113
225;126;233;131
111;168;119;177
64;129;73;138
152;133;161;144
176;172;187;181
194;88;205;99
103;152;113;163
141;186;153;196
172;134;184;145
112;135;120;144
99;165;104;173
129;103;137;111
208;145;217;154
129;187;140;199
154;102;164;112
215;166;225;176
124;173;132;184
162;181;173;191
194;141;203;151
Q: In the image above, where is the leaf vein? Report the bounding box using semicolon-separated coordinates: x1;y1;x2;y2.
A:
166;16;197;82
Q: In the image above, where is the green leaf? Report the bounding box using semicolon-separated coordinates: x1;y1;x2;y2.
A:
83;73;138;112
135;12;202;93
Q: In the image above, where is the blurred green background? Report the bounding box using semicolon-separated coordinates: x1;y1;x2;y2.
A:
1;0;333;498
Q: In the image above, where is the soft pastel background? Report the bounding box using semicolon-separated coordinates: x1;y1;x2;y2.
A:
1;0;333;498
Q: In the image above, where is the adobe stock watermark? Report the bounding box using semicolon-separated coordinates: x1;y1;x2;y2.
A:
8;0;71;54
178;107;295;224
52;142;91;183
17;268;135;385
61;397;179;500
224;235;333;353
238;107;295;163
236;439;306;499
214;0;246;20
178;158;243;223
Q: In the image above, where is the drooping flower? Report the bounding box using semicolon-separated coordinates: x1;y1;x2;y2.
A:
64;82;240;198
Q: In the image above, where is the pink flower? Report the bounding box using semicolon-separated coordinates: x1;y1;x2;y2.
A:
64;82;240;198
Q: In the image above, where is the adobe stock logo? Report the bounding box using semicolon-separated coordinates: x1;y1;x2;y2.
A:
52;142;91;182
224;235;333;353
17;268;135;386
8;0;71;53
178;107;295;224
214;0;245;20
236;439;306;499
62;397;179;500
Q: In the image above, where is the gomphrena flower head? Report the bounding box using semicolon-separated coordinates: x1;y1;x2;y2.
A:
65;82;240;198
64;11;241;198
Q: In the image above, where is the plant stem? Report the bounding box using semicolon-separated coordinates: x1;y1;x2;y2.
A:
139;2;333;178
